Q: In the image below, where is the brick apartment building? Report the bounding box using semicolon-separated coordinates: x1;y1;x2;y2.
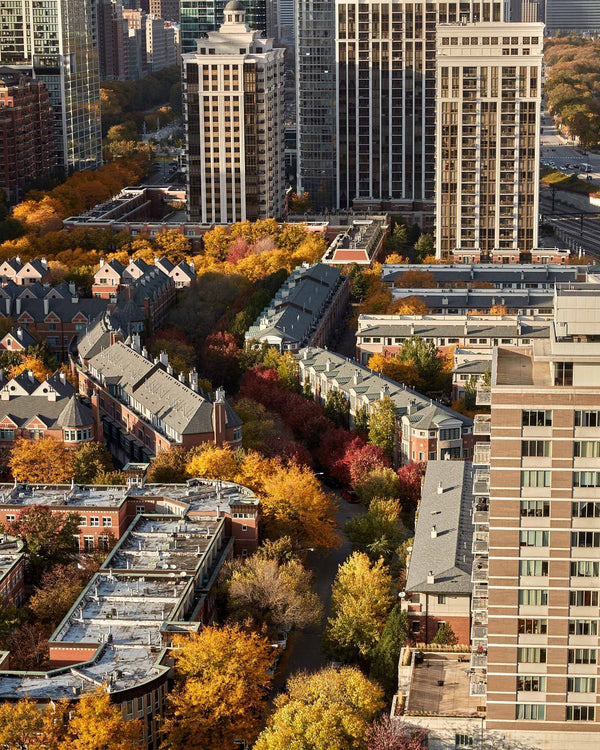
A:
0;257;51;286
297;347;477;465
77;340;242;465
0;69;55;204
402;461;474;645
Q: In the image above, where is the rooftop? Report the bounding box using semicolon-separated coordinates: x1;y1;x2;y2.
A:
406;653;484;718
494;346;551;387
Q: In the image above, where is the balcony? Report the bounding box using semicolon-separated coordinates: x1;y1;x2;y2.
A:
473;469;490;496
473;442;490;466
472;558;488;583
473;414;491;436
475;385;491;406
472;531;488;555
470;650;487;671
470;677;487;697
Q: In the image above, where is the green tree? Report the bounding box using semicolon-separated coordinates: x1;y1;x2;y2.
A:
432;622;459;646
368;395;397;459
398;335;442;386
413;233;434;262
254;666;385;750
344;499;404;565
324;390;350;428
324;551;394;664
370;605;409;696
385;222;409;257
349;264;368;301
72;442;115;484
353;405;370;435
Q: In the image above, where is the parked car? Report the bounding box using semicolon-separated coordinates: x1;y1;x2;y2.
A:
341;489;359;503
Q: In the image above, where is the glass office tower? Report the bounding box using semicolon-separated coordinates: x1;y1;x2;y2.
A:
180;0;267;53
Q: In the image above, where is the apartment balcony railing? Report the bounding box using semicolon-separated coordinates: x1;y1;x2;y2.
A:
473;509;489;525
472;532;489;555
473;442;490;466
473;469;490;496
470;676;487;697
472;558;488;583
473;414;492;436
476;385;491;406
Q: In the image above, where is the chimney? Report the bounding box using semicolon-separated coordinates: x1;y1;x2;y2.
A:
431;525;438;539
159;351;169;366
427;570;435;584
59;371;66;385
41;257;47;269
99;258;105;267
437;481;443;495
15;298;21;315
213;387;227;446
353;368;361;385
131;334;141;353
27;369;34;382
167;363;174;376
142;346;149;359
178;372;185;382
16;326;22;341
43;298;49;315
380;384;389;400
189;369;199;392
15;255;20;264
325;357;332;372
154;256;159;265
71;296;79;304
68;281;76;296
5;298;10;315
189;260;195;273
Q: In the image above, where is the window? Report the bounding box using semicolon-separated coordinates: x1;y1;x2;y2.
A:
241;524;248;532
83;536;95;552
522;410;551;427
519;589;548;606
519;560;548;577
572;501;600;518
574;471;600;488
519;530;549;547
89;517;99;527
517;676;546;692
571;531;600;548
79;518;87;526
516;704;545;720
0;429;14;440
568;648;596;664
438;594;447;604
569;620;598;636
102;517;112;527
28;429;44;440
518;618;547;635
439;427;461;441
574;441;600;458
136;506;146;514
411;620;421;634
520;500;549;517
455;735;474;749
566;706;595;722
567;677;596;693
522;440;550;457
569;590;598;607
555;362;573;386
575;410;600;427
5;514;15;523
517;647;546;663
522;471;550;488
571;561;599;577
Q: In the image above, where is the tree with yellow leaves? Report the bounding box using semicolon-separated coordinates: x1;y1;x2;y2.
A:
8;356;53;383
260;462;341;552
59;688;142;750
0;698;47;750
9;437;74;484
161;624;274;750
185;444;238;480
233;449;278;494
488;303;509;316
367;352;423;391
254;666;385;750
387;295;429;315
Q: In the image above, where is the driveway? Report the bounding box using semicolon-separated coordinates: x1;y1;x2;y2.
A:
272;497;365;690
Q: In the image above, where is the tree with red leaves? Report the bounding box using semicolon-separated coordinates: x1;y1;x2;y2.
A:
345;441;390;486
396;462;426;511
201;331;241;392
366;717;428;750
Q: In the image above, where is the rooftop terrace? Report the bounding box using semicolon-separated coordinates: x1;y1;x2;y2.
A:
494;346;551;387
406;653;484;718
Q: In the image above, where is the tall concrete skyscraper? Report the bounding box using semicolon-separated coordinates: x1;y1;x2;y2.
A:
180;0;267;53
298;1;504;214
0;0;102;172
435;23;543;260
183;1;285;223
477;284;600;745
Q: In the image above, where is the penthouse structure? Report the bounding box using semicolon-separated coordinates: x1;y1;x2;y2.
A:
297;347;476;465
435;24;543;260
401;461;474;645
183;3;285;224
0;479;259;750
390;287;554;316
77;340;242;464
321;219;387;267
245;263;349;352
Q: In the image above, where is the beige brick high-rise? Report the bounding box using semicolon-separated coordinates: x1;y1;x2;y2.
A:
481;284;600;746
435;23;543;261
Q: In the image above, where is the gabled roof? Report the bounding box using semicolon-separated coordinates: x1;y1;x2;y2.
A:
155;257;175;274
0;327;36;350
405;461;474;594
76;314;121;362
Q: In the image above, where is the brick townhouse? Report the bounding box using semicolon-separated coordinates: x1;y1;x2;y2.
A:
297;347;477;465
0;257;51;286
92;256;194;300
77;340;242;465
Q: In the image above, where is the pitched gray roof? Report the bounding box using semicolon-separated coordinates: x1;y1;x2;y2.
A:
382;263;586;285
405;460;474;594
77;314;120;362
56;396;94;428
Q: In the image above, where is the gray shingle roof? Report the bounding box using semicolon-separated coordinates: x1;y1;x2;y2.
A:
382;264;585;285
56;396;94;428
405;460;474;594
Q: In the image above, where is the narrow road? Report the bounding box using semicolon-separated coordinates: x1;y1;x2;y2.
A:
272;497;365;689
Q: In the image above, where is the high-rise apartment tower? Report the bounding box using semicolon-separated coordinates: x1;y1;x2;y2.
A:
0;0;102;172
180;0;267;53
435;23;543;260
183;1;285;223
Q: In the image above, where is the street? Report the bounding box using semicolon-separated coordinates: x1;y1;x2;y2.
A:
540;109;600;181
271;496;365;689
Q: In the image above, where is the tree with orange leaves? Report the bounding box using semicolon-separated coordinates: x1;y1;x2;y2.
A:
8;356;53;382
